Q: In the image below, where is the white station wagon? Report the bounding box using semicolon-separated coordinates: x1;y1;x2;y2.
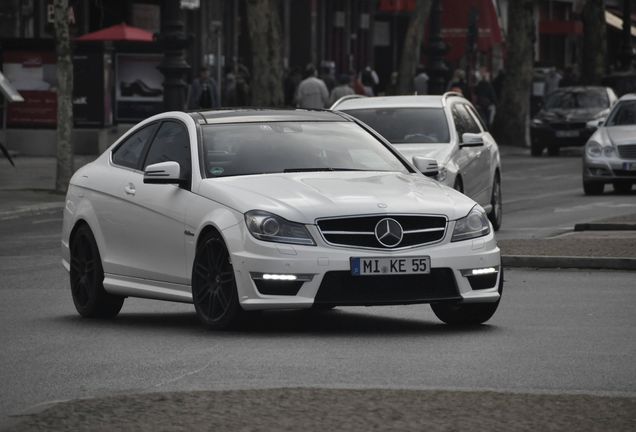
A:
332;93;503;230
62;109;502;329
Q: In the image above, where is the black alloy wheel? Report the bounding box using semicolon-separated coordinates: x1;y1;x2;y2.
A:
192;231;242;330
69;225;124;318
431;268;504;326
613;181;633;194
530;141;543;157
547;144;560;156
487;174;502;231
583;181;604;195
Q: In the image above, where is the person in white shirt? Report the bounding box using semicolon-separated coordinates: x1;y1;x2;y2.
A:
295;64;329;109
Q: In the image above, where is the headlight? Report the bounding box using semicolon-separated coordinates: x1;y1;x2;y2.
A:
436;166;447;182
245;210;315;246
451;206;491;242
586;141;602;158
603;146;615;157
531;118;544;126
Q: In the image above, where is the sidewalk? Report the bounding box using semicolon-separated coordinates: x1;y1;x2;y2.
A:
2;155;635;269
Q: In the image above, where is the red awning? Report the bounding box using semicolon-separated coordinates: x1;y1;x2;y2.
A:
438;0;503;63
76;23;154;42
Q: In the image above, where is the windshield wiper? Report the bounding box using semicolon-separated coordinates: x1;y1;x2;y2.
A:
283;168;367;173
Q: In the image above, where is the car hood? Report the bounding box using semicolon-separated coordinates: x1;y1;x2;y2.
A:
605;125;636;146
388;143;452;166
536;108;604;123
197;171;475;223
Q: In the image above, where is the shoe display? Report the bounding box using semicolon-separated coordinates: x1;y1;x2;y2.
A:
120;80;163;97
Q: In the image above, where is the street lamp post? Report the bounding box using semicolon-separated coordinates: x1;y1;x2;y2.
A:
157;0;191;111
427;0;449;95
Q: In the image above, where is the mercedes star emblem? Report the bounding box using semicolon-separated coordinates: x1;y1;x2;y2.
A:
374;218;403;248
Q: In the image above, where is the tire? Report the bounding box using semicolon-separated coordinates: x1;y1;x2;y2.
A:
547;144;560;156
453;176;464;194
69;224;124;318
191;231;243;330
530;141;543;156
487;173;502;231
431;268;503;326
583;181;604;195
613;181;633;194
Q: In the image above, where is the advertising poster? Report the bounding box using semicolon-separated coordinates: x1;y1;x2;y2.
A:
73;53;105;126
4;51;57;127
116;53;163;122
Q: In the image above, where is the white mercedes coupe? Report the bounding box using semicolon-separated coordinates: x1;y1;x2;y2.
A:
61;109;502;329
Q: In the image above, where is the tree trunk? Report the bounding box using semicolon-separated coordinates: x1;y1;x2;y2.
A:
492;0;536;147
396;0;432;95
580;0;607;84
53;0;74;193
245;0;284;106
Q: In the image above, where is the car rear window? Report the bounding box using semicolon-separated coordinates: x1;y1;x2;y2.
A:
200;121;411;178
341;108;450;144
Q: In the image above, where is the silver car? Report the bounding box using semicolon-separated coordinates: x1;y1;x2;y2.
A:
332;93;503;230
583;93;636;195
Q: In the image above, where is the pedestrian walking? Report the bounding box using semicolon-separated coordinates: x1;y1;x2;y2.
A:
544;67;562;96
413;66;429;95
188;67;219;110
295;64;329;109
447;69;467;96
329;73;354;105
475;67;497;127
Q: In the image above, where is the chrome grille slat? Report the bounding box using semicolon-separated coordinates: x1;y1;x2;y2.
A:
317;214;447;249
617;144;636;159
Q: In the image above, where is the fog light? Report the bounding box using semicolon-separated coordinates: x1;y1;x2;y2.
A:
263;273;297;281
461;267;497;276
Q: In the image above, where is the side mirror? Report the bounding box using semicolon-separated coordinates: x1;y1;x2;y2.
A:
412;156;439;178
460;133;484;148
586;118;605;129
143;161;187;186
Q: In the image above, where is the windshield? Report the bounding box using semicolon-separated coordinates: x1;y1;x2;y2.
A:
342;108;450;144
606;100;636;126
545;89;609;109
200;121;410;178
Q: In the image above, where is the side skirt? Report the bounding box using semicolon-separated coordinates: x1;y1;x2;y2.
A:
103;273;193;303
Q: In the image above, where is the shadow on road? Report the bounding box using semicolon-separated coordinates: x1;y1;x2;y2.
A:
52;307;500;337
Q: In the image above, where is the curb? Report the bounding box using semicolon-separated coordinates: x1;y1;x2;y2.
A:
502;255;636;271
0;202;64;220
574;223;636;231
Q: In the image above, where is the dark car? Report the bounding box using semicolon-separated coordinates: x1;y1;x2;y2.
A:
530;86;617;156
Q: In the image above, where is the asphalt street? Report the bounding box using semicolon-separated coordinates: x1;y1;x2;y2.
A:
498;146;636;240
1;209;635;429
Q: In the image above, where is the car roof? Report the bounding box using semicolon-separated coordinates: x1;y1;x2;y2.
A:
190;108;350;125
332;95;446;110
617;93;636;101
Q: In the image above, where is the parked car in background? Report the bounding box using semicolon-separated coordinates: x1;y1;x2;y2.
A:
530;86;617;156
61;109;503;330
583;93;636;195
331;93;503;230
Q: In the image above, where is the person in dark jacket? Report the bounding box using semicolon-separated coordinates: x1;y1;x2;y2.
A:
188;68;219;109
474;67;497;127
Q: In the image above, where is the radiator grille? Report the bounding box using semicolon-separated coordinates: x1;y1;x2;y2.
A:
317;214;447;249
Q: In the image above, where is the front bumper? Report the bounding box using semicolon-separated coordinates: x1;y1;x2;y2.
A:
531;125;595;148
583;156;636;182
222;222;501;310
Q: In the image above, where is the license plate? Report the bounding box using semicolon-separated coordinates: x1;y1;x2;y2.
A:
555;130;579;138
623;162;636;171
350;256;431;276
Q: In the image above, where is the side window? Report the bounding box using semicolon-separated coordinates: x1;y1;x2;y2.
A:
112;124;158;169
451;105;467;139
458;104;481;134
464;104;487;132
143;121;191;178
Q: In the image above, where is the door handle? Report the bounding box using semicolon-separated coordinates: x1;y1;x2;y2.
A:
124;183;136;196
